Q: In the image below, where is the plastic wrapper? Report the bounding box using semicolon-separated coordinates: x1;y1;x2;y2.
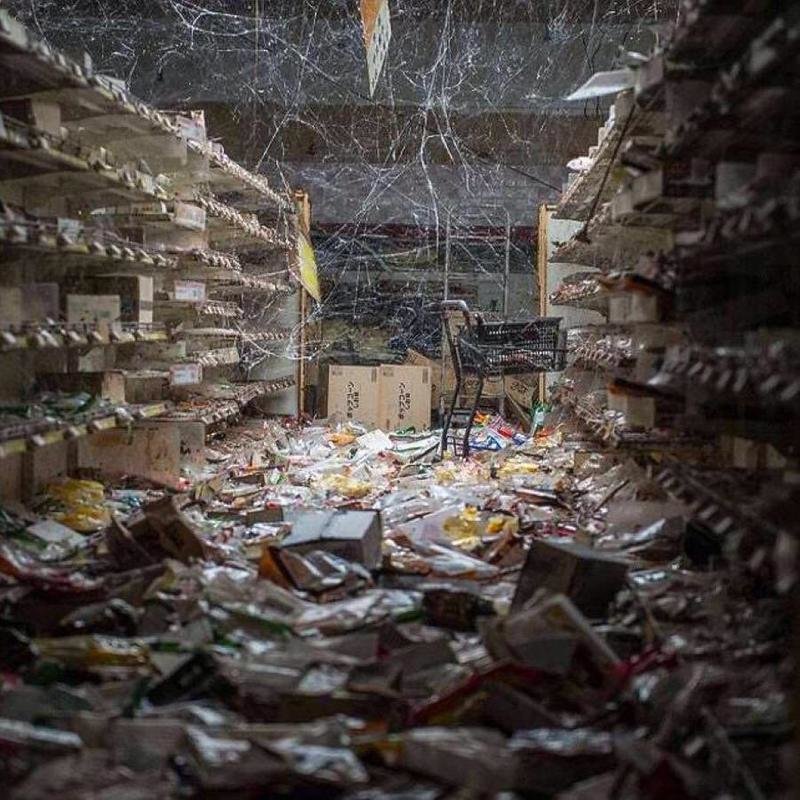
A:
0;717;82;752
511;729;617;794
387;727;518;792
0;542;103;594
294;589;421;637
266;739;370;786
44;479;110;533
34;635;151;668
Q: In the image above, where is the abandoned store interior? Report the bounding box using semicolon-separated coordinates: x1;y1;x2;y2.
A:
0;1;798;797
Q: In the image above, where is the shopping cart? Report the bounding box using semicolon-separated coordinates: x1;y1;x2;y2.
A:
440;300;567;457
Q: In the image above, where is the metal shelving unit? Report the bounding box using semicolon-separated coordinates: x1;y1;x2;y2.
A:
544;0;800;564
0;9;302;497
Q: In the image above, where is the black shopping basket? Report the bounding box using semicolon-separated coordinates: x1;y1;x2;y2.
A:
440;300;567;457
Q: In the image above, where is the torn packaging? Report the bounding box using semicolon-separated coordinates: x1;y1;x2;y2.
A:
144;496;207;562
511;728;617;794
280;510;383;570
105;514;158;570
394;727;519;792
265;546;373;598
512;539;629;617
422;584;495;631
484;594;620;686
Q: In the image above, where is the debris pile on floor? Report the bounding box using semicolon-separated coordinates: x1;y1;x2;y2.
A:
0;416;794;799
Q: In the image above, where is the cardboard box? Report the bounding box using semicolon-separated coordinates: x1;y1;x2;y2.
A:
607;390;655;429
0;98;61;136
406;350;442;409
38;371;126;403
78;422;182;488
21;283;59;322
511;539;629;618
442;364;504;401
326;365;381;428
608;292;659;323
441;310;504;401
281;509;382;569
124;372;167;404
66;295;121;327
90;275;154;324
0;287;23;327
486;594;620;681
608;295;631;324
173;202;206;231
380;365;431;432
505;373;538;411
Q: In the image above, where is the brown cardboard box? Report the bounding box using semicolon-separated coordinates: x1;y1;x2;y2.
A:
0;287;23;327
21;283;59;322
486;594;620;682
38;371;126;403
441;310;503;400
504;373;538;411
0;98;62;136
380;364;431;432
406;350;442;410
609;292;659;324
91;275;154;324
443;370;504;402
511;539;629;617
326;365;381;428
124;372;167;404
607;390;655;429
67;295;122;327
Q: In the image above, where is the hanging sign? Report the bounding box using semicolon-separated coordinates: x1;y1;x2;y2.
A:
360;0;391;96
296;232;321;302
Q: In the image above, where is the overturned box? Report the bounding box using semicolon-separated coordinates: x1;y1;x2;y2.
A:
512;539;628;618
486;594;621;681
281;509;382;569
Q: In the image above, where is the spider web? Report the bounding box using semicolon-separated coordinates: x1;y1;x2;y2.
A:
7;0;676;366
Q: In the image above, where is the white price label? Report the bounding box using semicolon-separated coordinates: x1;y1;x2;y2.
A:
170;363;203;386
174;280;206;302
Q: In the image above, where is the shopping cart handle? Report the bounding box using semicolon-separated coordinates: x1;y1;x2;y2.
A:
440;299;472;331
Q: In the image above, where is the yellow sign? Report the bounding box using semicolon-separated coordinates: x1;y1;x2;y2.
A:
297;232;321;302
